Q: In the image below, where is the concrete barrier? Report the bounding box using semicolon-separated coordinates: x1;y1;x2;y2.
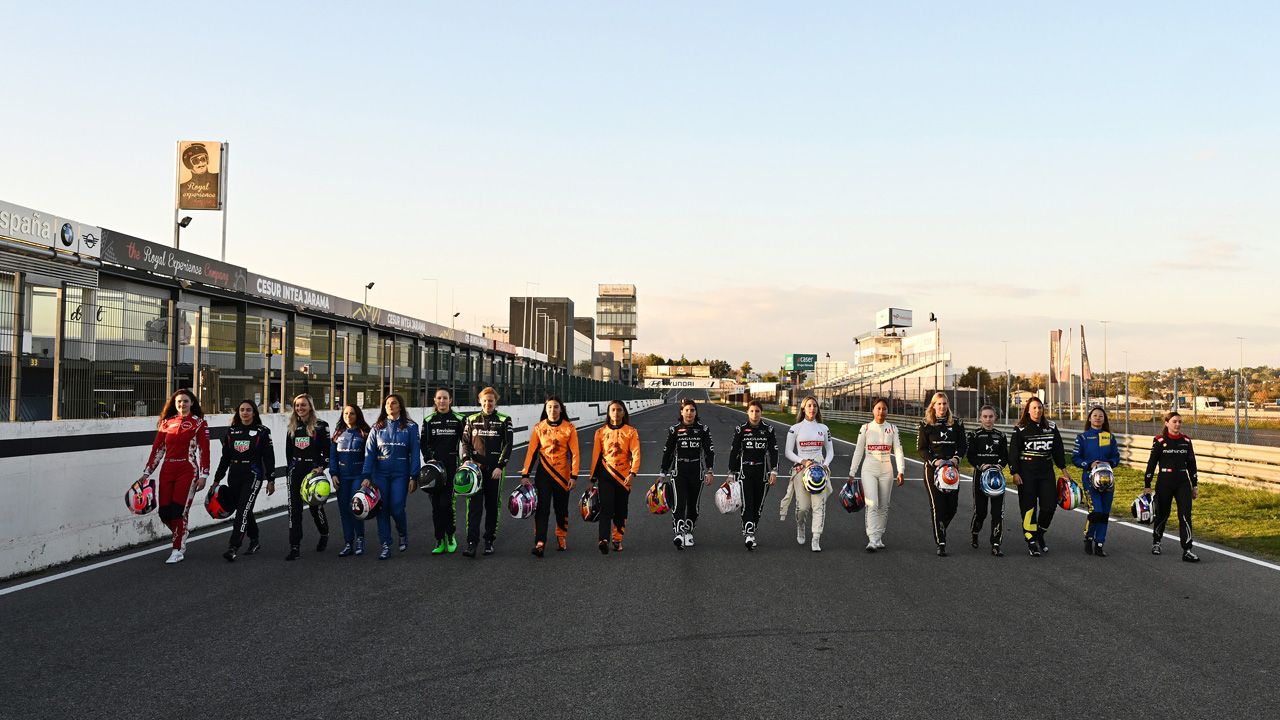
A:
0;399;661;579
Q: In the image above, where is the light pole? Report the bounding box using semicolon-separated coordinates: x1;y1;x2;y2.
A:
1123;351;1130;435
1100;320;1110;411
853;338;862;410
363;282;375;306
175;216;192;250
929;313;940;395
1236;337;1246;443
535;310;548;355
451;311;460;331
1001;339;1010;424
525;282;539;350
422;278;439;324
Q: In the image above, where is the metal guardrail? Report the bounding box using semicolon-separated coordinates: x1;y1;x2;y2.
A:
819;410;1280;492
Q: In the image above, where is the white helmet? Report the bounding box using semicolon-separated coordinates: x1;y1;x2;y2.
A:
934;463;960;492
715;477;743;514
1131;494;1153;523
1090;462;1116;492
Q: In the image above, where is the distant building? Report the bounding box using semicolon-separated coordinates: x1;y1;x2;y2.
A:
645;364;712;378
572;317;595;377
509;297;574;371
593;350;616;382
481;324;509;343
812;360;849;386
596;284;636;385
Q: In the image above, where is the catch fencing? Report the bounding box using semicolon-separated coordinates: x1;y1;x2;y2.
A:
817;409;1280;493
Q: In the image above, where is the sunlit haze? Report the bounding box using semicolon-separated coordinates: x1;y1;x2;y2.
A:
3;2;1276;373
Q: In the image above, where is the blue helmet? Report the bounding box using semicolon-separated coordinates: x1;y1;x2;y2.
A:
979;466;1006;496
802;465;828;494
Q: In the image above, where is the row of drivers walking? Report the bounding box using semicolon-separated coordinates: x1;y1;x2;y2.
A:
644;392;1199;561
125;386;1201;564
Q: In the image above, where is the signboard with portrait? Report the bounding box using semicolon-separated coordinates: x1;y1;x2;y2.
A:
176;141;224;210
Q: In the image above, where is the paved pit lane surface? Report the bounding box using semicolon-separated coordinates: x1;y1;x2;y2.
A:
1;395;1276;719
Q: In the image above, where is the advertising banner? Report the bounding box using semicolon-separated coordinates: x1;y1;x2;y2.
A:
100;229;247;290
1080;324;1092;382
0;199;103;259
644;378;718;389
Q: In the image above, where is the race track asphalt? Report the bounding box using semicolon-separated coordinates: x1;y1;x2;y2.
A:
1;392;1276;720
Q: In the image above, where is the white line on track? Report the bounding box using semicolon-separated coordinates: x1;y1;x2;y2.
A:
715;403;1280;573
1;406;664;597
6;402;1275;595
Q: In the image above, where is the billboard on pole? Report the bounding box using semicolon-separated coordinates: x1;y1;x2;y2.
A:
176;141;224;210
875;308;913;329
784;353;817;372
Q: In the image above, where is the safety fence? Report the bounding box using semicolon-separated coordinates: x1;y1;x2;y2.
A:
821;371;1279;446
812;409;1280;493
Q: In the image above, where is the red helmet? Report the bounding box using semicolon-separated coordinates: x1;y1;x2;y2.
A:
1058;477;1082;510
840;479;866;512
204;484;234;519
351;486;382;520
508;484;538;519
125;477;157;515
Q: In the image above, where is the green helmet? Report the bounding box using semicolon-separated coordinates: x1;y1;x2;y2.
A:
453;461;482;496
300;469;332;508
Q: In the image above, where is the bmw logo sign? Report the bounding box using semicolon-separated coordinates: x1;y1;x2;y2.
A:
60;223;75;247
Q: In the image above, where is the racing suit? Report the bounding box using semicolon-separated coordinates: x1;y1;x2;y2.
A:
285;419;330;549
1144;433;1198;551
520;419;580;547
1073;427;1121;546
592;422;641;544
660;421;715;537
728;420;779;538
362;419;421;547
329;427;367;545
142;415;210;551
213;423;274;551
850;420;906;545
1009;420;1066;549
461;410;513;546
919;419;968;547
966;427;1009;547
421;410;465;542
781;419;835;540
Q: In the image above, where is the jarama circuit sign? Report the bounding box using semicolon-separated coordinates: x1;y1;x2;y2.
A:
784;353;817;372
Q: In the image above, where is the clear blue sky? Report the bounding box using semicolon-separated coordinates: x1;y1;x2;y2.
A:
2;1;1276;374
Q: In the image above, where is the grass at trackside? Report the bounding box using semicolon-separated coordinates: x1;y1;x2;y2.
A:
748;405;1280;560
1108;466;1280;559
